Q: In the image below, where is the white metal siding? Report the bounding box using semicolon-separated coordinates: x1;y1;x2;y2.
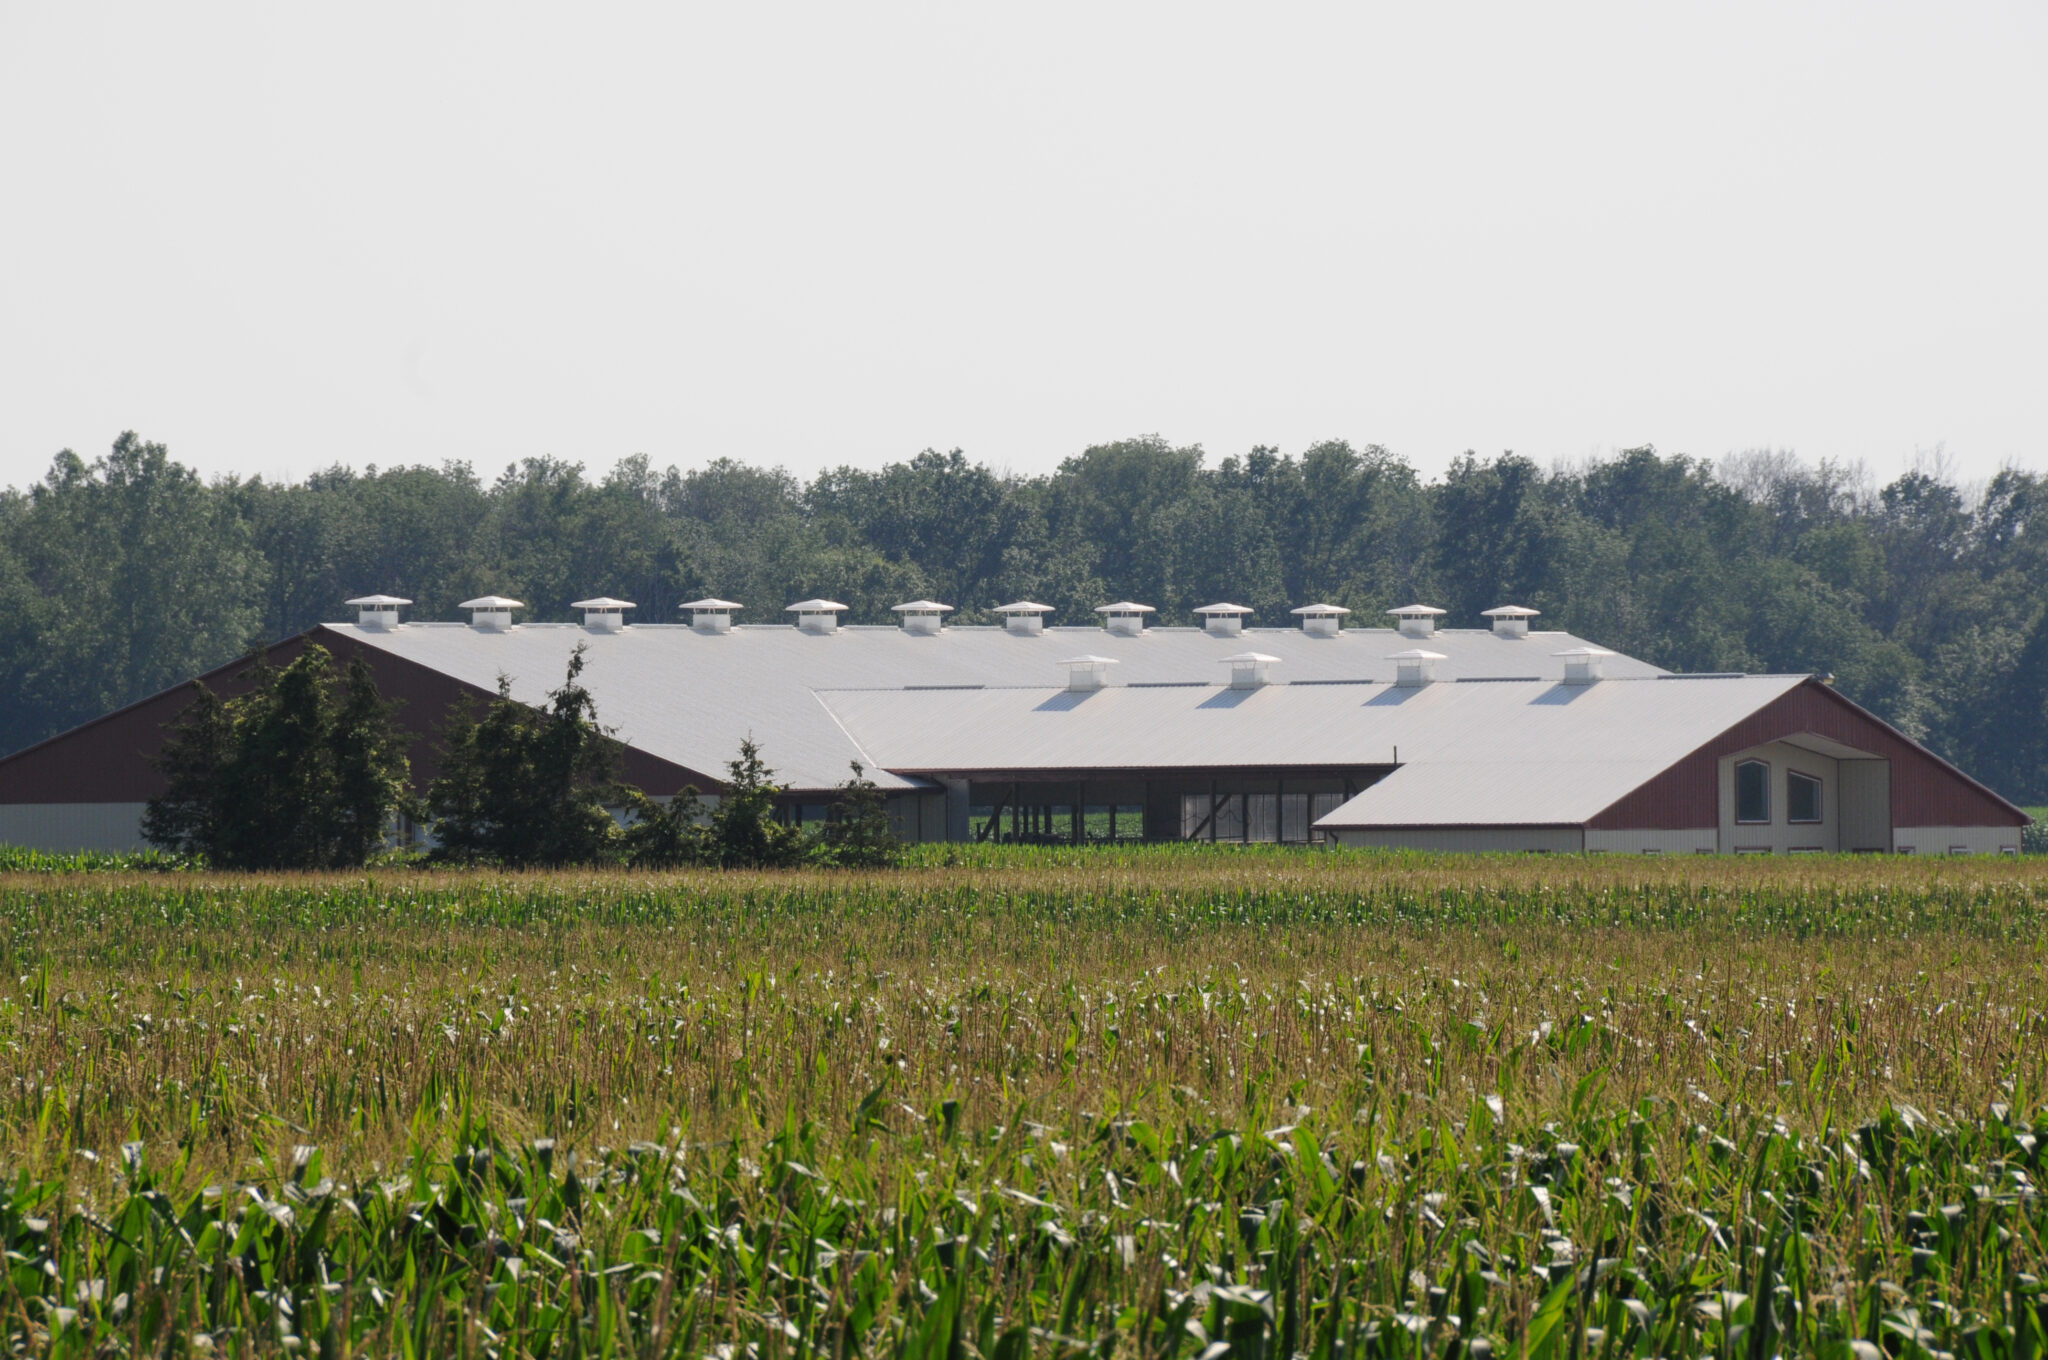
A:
0;803;150;852
1584;828;1717;854
1893;826;2021;856
1329;827;1584;853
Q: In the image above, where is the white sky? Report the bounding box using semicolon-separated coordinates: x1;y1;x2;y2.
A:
3;2;2044;492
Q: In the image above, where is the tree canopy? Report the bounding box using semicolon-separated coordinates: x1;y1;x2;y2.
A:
8;431;2047;801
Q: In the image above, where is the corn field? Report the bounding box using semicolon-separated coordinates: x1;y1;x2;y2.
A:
1;848;2046;1356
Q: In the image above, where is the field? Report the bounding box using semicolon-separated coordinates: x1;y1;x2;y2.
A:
2;847;2047;1357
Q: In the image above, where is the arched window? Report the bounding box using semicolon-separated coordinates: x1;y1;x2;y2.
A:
1787;770;1822;824
1735;760;1770;824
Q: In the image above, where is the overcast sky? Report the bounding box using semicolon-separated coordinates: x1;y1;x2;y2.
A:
3;2;2043;493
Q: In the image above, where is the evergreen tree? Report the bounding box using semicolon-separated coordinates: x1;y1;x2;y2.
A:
620;785;712;868
425;644;623;865
820;761;901;867
710;738;804;868
142;645;413;867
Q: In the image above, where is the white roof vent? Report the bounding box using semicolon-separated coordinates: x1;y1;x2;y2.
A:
995;601;1053;636
459;595;523;632
1096;601;1155;638
786;598;848;635
1389;648;1447;687
1057;654;1119;692
1195;602;1253;637
345;594;411;630
571;596;635;632
1291;603;1350;637
1554;645;1613;685
681;598;742;633
1221;651;1280;689
1481;604;1540;638
891;600;953;635
1387;604;1447;638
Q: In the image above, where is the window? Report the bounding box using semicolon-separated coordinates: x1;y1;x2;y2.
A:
1245;794;1278;843
1735;845;1772;855
1735;760;1770;823
1787;770;1822;824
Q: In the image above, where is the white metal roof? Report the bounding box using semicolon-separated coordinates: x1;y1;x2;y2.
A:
891;600;954;613
569;597;636;610
1482;604;1541;618
1291;603;1350;616
1096;601;1156;614
328;620;1670;793
458;595;524;610
1387;603;1447;617
816;674;1812;825
680;598;744;611
786;599;848;612
345;594;413;607
1195;603;1254;615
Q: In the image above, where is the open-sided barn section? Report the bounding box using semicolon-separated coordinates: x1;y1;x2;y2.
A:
0;595;2027;854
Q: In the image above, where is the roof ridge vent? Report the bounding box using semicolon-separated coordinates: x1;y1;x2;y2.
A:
1291;602;1350;637
786;598;848;635
1194;602;1253;637
1387;603;1447;638
1388;647;1447;687
1481;603;1540;638
571;596;635;632
681;598;742;634
1221;650;1281;689
1096;601;1155;637
459;595;522;632
1057;653;1119;692
891;599;953;635
345;594;411;630
1553;645;1614;685
995;601;1053;636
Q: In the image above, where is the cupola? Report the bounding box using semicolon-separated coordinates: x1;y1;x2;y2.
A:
459;595;523;632
1058;654;1118;692
1387;604;1447;638
1194;603;1253;637
1221;651;1280;689
995;601;1053;636
891;600;953;635
1389;648;1447;687
786;599;848;635
1481;604;1540;638
681;598;742;633
571;597;635;632
345;594;410;630
1290;603;1350;638
1096;602;1155;638
1554;646;1613;685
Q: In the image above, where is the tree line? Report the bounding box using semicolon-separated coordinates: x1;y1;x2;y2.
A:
142;642;897;869
4;431;2046;801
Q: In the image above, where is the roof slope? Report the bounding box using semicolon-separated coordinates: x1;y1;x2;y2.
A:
330;621;1664;792
819;674;1809;825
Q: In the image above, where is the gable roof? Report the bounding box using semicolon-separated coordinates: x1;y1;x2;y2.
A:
819;674;1811;825
330;621;1667;792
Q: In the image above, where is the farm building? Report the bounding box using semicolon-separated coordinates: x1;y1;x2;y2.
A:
0;595;2027;855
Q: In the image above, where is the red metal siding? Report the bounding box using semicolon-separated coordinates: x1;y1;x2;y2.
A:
1588;680;2026;831
0;626;715;804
